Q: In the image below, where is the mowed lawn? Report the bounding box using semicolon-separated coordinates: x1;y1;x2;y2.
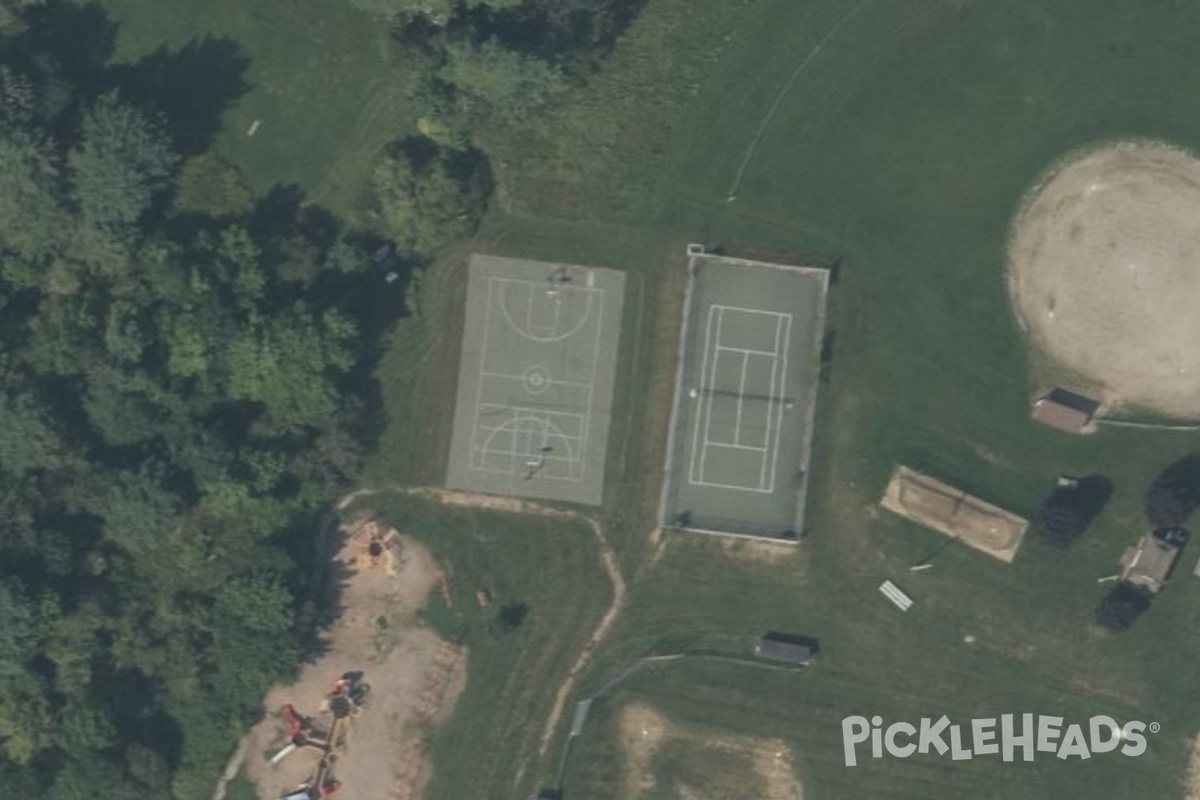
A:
98;0;416;218
92;0;1200;796
473;0;1200;798
342;494;613;800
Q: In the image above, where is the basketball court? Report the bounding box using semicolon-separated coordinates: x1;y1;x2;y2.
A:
444;254;625;505
660;251;829;540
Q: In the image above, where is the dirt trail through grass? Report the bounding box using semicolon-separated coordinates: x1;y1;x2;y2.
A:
336;485;629;777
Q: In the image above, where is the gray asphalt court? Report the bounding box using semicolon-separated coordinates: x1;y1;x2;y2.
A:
445;254;625;505
660;253;828;539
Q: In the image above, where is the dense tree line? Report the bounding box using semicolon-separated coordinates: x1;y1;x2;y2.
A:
356;0;646;243
352;0;643;124
0;0;652;794
0;13;427;798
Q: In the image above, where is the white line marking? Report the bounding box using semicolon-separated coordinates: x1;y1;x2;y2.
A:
683;304;794;492
687;305;719;485
469;278;498;470
478;370;593;390
764;313;793;493
724;0;871;200
716;345;783;357
577;287;604;483
494;278;598;342
698;307;727;482
734;350;749;446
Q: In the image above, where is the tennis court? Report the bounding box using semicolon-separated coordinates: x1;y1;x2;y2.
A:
444;254;625;505
660;251;829;540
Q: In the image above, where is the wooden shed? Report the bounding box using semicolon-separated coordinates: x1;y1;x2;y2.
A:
1032;388;1100;433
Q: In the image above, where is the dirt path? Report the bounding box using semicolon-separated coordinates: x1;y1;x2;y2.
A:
337;486;629;776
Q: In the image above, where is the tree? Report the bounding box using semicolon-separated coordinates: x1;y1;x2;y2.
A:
0;580;39;679
69;92;178;229
0;14;410;798
1145;454;1200;528
1096;583;1151;632
349;0;453;21
0;392;68;478
225;307;354;433
88;468;182;558
0;132;66;261
498;602;528;632
440;39;565;121
1034;476;1113;549
371;138;490;254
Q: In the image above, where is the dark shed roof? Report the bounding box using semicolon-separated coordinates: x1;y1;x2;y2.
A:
755;633;816;664
1032;388;1100;433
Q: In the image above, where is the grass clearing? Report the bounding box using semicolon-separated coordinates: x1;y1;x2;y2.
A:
89;0;1200;795
344;494;612;800
97;0;418;219
483;1;1200;797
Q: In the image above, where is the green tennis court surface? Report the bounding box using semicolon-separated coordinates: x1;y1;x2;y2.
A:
445;254;625;505
660;252;828;539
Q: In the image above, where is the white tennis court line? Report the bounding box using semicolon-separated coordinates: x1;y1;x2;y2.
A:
687;305;722;484
687;305;794;493
716;345;782;357
734;350;749;445
710;303;790;325
762;312;792;493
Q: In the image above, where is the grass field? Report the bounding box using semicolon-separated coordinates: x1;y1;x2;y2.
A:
97;0;418;219
470;1;1200;798
89;0;1200;796
341;494;612;800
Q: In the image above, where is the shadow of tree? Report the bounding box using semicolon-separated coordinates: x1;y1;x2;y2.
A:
1036;475;1114;549
18;2;117;104
107;36;251;156
10;3;250;157
1145;454;1200;528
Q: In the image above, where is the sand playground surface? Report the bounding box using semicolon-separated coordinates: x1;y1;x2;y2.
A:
217;520;465;800
1008;142;1200;418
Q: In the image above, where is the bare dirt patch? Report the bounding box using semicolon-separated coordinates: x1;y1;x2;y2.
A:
1183;733;1200;800
1008;142;1200;417
617;703;804;800
235;522;465;800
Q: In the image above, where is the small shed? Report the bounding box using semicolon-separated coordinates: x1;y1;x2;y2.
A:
754;632;817;665
1123;527;1187;594
1032;388;1100;433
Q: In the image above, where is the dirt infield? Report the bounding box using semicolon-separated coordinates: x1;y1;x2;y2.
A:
880;466;1028;563
1008;142;1200;418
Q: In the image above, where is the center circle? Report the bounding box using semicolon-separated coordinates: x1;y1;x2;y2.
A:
1007;142;1200;417
523;365;551;394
